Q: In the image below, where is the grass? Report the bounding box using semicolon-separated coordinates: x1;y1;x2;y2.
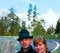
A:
33;34;60;39
0;36;18;39
57;48;60;53
0;33;60;39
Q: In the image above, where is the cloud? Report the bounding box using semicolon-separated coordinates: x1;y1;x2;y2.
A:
16;8;59;30
16;13;28;21
0;9;10;18
0;8;59;30
40;9;58;29
16;13;32;27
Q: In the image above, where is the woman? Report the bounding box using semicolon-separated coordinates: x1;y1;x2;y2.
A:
33;36;51;53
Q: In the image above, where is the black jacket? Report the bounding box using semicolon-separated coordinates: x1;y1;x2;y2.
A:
16;46;37;53
48;51;51;53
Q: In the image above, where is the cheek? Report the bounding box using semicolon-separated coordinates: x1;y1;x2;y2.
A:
35;45;45;50
27;40;31;45
41;45;45;49
35;46;40;50
41;45;46;52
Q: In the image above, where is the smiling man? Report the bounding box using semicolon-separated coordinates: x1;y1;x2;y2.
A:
17;29;37;53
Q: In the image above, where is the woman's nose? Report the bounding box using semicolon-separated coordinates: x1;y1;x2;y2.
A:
37;45;41;49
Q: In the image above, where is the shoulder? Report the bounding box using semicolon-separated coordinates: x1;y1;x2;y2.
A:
48;51;51;53
16;51;21;53
16;47;23;53
16;48;23;53
28;46;37;53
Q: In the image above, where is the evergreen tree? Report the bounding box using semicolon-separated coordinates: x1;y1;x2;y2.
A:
32;20;46;36
0;8;20;36
8;8;20;36
0;17;8;36
21;21;26;30
47;25;55;35
27;4;46;36
0;22;5;36
27;4;32;20
33;5;37;19
31;5;37;29
9;21;20;36
55;19;60;34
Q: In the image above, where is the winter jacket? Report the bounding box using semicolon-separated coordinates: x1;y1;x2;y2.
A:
16;46;37;53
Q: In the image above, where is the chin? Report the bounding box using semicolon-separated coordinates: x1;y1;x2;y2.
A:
24;46;29;49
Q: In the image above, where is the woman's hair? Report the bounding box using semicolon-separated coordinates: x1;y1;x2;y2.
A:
33;36;48;53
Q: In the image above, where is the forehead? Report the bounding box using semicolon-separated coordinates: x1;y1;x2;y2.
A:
20;38;31;41
36;40;42;44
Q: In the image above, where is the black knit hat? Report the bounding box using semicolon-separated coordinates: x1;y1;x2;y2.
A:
17;29;33;41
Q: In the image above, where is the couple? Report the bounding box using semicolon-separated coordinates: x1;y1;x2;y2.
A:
17;29;51;53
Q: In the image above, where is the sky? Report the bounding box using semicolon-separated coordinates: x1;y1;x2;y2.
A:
0;0;60;29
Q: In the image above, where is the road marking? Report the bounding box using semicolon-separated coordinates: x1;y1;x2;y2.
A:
51;41;60;52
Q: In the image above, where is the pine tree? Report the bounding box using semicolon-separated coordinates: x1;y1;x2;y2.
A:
55;19;60;34
47;25;55;35
27;4;32;20
8;8;20;36
31;5;37;28
0;22;5;36
21;21;26;30
32;20;46;36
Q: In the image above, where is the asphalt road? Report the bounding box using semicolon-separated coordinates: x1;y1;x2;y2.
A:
0;38;60;53
47;39;60;53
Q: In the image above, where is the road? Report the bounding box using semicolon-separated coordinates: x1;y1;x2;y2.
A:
47;39;60;53
0;38;60;53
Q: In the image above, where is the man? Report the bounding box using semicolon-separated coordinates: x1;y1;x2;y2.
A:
17;29;37;53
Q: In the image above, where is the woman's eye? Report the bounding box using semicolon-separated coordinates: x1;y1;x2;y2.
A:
39;44;42;46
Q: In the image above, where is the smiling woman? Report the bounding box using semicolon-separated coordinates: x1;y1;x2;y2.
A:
33;36;51;53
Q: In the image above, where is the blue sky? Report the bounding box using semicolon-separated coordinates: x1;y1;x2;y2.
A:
0;0;60;14
0;0;60;29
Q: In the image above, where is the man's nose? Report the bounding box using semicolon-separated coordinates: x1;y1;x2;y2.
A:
23;39;26;43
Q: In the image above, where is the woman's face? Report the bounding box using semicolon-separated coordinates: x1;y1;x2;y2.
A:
35;42;46;53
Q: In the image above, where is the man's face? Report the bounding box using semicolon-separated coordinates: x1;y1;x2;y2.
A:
20;38;32;49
